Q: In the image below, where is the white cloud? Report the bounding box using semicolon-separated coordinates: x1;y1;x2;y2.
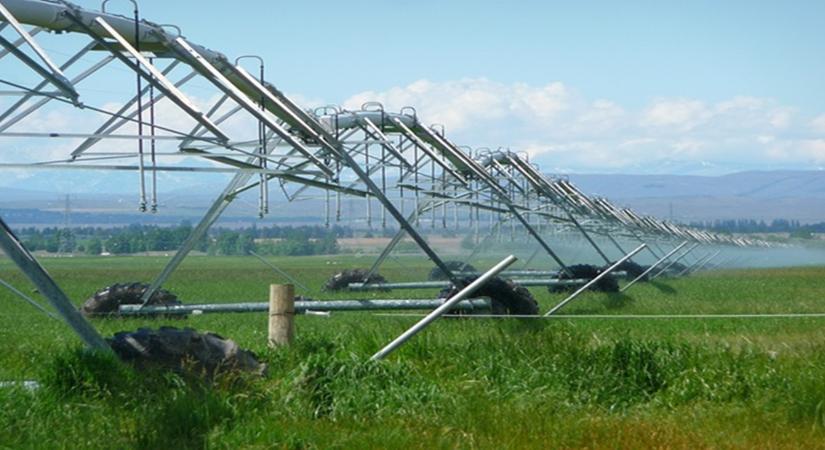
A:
340;80;820;174
343;78;571;133
811;114;825;134
3;71;822;178
642;99;709;131
769;109;793;129
801;139;825;163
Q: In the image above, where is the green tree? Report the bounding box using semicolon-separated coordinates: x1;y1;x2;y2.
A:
213;231;238;255
105;234;131;254
314;233;339;255
236;231;255;255
44;235;60;253
85;238;103;255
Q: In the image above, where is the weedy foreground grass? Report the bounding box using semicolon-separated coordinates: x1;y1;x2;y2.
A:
1;256;825;448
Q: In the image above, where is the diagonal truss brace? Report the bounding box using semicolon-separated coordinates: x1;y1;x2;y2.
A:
0;41;95;126
61;12;229;143
0;25;42;60
70;60;187;158
0;2;78;101
0;51;114;133
170;37;334;177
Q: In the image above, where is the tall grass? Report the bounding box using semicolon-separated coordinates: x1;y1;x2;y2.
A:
2;256;825;447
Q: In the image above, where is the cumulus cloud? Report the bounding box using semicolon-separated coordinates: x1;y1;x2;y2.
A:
642;99;709;131
3;70;823;178
341;79;821;174
343;78;571;133
811;114;825;134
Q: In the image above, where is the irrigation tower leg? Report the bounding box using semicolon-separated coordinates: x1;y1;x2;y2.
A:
506;205;571;275
629;230;662;259
651;243;700;280
544;244;647;316
0;277;58;320
363;198;443;282
563;213;611;264
605;233;627;255
620;241;688;293
141;177;249;303
520;248;541;269
334;141;461;284
678;250;719;277
365;197;509;282
140;134;283;304
0;217;109;350
692;250;722;273
370;254;518;361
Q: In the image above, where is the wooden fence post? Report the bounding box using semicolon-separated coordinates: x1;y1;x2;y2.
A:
268;284;294;347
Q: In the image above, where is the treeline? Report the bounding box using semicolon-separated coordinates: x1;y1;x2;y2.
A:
17;223;352;256
691;219;825;235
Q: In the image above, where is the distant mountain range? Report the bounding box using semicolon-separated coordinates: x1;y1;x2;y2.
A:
1;170;824;226
569;171;825;199
569;170;825;223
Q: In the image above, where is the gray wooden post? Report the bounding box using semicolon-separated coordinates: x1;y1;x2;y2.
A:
268;284;294;347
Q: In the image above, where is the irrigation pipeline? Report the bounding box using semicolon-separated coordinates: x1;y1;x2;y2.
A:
371;313;825;319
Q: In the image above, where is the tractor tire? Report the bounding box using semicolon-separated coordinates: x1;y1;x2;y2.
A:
439;276;539;315
324;269;388;291
613;260;649;281
549;264;619;293
80;282;181;317
107;326;266;377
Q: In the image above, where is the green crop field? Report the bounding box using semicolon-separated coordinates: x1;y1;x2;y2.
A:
1;255;825;449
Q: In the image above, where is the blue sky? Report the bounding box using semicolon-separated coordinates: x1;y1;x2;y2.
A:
141;0;825;110
2;0;825;181
132;1;825;173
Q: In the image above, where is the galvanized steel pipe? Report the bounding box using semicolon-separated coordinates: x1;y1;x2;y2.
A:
370;254;518;361
118;298;491;316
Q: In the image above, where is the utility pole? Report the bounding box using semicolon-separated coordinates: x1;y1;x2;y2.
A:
59;194;72;255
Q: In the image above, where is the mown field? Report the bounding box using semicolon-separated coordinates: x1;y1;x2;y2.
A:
1;255;825;449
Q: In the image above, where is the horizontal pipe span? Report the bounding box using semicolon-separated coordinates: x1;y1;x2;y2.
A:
348;279;589;291
500;270;563;277
119;298;491;316
373;313;825;320
453;270;626;278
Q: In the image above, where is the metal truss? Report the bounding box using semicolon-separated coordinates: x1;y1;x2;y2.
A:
0;0;770;322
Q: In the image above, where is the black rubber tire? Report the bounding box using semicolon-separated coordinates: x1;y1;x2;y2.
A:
80;282;181;317
324;269;388;291
428;261;478;281
613;260;649;281
107;326;266;377
439;276;539;315
549;264;619;293
666;262;688;275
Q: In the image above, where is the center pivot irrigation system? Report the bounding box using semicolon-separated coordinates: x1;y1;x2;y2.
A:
0;0;774;348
